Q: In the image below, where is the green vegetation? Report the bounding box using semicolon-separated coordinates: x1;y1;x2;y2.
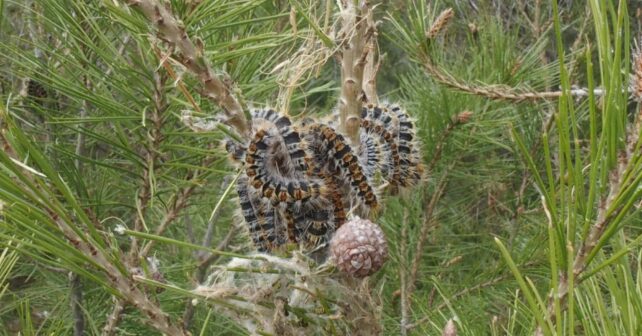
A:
1;0;642;335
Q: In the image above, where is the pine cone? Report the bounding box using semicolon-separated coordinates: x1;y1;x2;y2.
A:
329;218;388;277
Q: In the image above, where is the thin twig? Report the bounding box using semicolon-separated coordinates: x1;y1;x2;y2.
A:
101;298;125;336
183;226;238;329
421;56;607;102
408;175;448;294
399;209;410;336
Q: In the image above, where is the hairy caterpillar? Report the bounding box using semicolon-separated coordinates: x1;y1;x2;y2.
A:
304;123;378;211
236;176;278;252
252;109;308;173
228;104;421;254
389;104;424;186
245;128;327;206
361;104;401;185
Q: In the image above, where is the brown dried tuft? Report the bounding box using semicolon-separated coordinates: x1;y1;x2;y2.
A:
454;110;473;124
426;8;454;39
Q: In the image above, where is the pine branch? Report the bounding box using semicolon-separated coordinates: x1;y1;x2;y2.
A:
422;58;608;101
126;0;250;137
336;0;375;144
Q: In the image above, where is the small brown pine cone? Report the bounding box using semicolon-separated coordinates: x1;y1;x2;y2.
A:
329;218;388;277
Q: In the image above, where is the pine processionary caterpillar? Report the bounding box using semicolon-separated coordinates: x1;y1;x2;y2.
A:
236;176;278;252
361;104;402;184
229;104;422;254
305;123;378;210
245;128;327;206
389;104;424;186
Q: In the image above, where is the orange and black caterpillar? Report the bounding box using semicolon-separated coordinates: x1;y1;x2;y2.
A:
304;123;378;211
360;104;401;185
227;104;421;254
236;176;279;252
389;104;424;186
244;128;327;206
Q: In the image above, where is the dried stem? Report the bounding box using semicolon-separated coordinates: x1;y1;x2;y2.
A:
421;57;608;102
127;0;250;136
399;210;409;336
70;272;85;336
408;176;448;294
337;1;375;144
101;299;125;336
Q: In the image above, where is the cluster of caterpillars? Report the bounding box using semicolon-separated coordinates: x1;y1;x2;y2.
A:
226;103;423;253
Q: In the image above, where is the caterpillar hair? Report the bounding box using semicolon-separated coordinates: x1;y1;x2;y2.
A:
224;139;246;164
245;127;328;208
305;123;378;211
236;176;279;252
388;103;424;186
361;104;401;184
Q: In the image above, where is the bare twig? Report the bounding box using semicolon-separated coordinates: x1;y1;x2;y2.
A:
422;58;608;101
399;210;410;336
127;0;250;136
408;175;448;294
102;299;125;336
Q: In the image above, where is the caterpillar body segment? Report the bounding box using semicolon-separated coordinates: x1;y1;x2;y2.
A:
236;176;278;252
360;104;402;184
358;130;380;179
224;139;246;165
388;103;424;186
304;123;378;211
251;108;308;174
245;127;328;206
